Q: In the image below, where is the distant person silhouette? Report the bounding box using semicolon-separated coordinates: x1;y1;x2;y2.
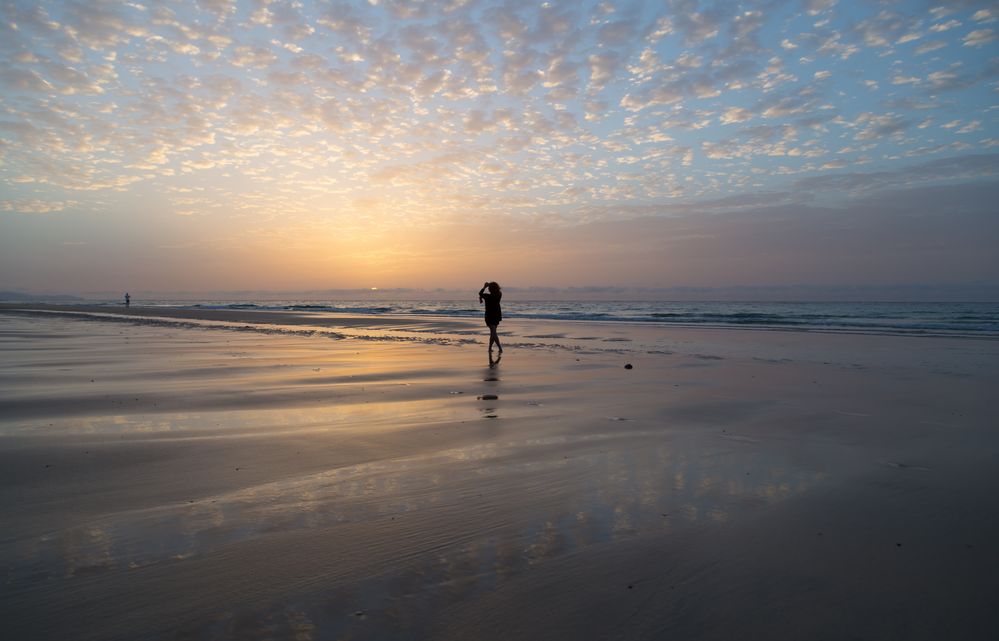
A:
124;292;130;307
478;281;503;353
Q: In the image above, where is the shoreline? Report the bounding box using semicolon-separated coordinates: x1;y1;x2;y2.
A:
2;301;996;343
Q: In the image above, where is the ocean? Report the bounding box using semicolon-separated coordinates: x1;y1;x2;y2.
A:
79;299;999;338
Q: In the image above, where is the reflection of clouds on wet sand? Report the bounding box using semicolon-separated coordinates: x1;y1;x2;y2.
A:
12;429;821;604
186;445;820;638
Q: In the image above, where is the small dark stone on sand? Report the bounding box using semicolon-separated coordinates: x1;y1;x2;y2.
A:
627;585;633;589
624;363;633;369
478;394;499;400
896;542;902;547
353;610;365;617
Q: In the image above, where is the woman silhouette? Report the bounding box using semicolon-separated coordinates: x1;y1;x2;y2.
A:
478;281;503;353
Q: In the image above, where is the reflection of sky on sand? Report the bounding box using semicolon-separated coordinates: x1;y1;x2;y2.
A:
9;428;822;607
5;311;995;388
4;400;462;436
0;388;560;435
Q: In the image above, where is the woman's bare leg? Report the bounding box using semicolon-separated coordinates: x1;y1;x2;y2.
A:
489;325;503;352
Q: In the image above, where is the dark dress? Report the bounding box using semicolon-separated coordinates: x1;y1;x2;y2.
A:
481;292;502;326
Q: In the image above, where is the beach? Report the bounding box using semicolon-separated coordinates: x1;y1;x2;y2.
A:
1;304;997;640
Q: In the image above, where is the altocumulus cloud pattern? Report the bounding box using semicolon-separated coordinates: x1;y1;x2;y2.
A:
0;0;997;225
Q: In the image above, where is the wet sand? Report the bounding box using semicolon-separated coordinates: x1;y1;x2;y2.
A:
1;305;997;640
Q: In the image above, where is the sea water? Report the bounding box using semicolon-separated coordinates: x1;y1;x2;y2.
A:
104;300;999;338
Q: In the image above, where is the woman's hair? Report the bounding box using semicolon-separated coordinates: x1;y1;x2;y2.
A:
487;282;501;295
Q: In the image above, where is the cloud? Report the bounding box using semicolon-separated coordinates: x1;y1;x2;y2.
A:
0;67;53;92
915;40;947;54
2;198;78;213
0;0;995;286
805;0;838;15
59;0;150;49
972;9;996;24
957;120;982;134
587;51;622;93
668;0;723;45
597;19;638;46
702;123;805;161
720;106;753;124
230;45;278;68
197;0;236;17
963;28;996;46
852;113;910;141
930;19;962;33
852;10;917;48
792;153;999;192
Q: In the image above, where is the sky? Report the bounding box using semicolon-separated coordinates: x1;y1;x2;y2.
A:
0;0;997;298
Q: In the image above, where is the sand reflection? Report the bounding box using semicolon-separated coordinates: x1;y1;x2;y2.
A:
11;427;822;594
